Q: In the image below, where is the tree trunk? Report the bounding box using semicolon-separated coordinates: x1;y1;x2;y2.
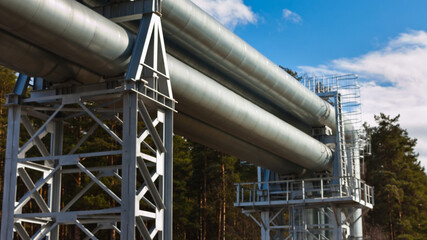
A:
388;195;393;240
218;202;222;240
203;152;207;240
199;151;208;240
221;161;226;240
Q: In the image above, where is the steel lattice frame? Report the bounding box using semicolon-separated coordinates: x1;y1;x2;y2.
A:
236;82;373;240
1;1;174;239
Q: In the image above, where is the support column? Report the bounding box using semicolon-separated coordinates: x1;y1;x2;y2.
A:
1;94;21;240
121;91;139;239
351;208;363;239
163;109;174;240
351;139;363;239
332;208;343;240
50;119;64;240
261;211;270;240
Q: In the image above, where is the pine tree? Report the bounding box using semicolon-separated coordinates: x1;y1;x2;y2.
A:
172;138;259;239
364;114;427;240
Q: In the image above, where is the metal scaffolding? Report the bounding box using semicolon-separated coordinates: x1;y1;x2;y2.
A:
235;75;373;240
1;1;175;239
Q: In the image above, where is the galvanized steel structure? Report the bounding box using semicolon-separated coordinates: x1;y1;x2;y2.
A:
235;75;373;239
0;0;372;239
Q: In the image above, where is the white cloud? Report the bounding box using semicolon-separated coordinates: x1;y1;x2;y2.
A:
298;65;345;76
191;0;257;30
282;9;302;23
299;30;427;171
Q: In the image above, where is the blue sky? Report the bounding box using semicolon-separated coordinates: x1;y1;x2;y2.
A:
191;0;427;170
233;0;427;71
234;0;427;69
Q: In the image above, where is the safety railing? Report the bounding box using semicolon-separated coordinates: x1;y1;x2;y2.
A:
235;176;374;208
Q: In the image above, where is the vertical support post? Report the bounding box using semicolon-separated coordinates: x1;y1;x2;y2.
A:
1;94;21;240
351;137;363;239
163;109;173;240
319;207;326;239
121;90;138;239
260;211;270;240
332;208;343;240
50;119;64;240
120;1;174;238
305;208;314;240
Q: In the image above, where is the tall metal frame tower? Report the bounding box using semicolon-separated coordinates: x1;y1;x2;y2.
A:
1;1;175;239
235;75;374;240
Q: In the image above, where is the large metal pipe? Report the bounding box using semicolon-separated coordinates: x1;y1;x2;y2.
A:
0;29;331;171
175;114;304;174
0;0;335;170
0;29;101;84
160;0;335;130
0;0;134;77
0;28;303;173
167;55;332;170
0;0;335;131
165;42;312;134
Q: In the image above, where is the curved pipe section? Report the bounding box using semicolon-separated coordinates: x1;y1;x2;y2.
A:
0;30;332;171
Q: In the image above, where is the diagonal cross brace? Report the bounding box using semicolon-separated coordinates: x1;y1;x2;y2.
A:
21;115;49;157
17;168;50;213
138;101;166;153
18;104;64;155
15;165;60;213
78;102;123;145
137;157;165;210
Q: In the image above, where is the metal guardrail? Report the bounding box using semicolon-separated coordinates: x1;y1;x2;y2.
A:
235;176;374;208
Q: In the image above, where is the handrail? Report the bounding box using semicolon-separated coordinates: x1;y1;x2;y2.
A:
235;176;374;208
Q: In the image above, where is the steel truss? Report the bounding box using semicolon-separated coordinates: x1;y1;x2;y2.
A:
241;205;372;240
1;1;175;239
236;174;374;239
235;75;373;239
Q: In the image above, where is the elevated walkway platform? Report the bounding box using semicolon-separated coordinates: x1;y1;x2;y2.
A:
235;176;374;210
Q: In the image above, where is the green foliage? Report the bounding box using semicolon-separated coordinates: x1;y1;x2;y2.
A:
279;65;302;81
173;138;258;239
364;113;427;239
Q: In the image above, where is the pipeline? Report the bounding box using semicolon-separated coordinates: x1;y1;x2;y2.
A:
175;114;304;174
0;27;331;171
0;0;335;130
168;55;332;170
0;0;334;171
160;0;335;129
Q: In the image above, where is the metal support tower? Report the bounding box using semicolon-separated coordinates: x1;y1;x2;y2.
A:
1;1;175;239
235;75;373;239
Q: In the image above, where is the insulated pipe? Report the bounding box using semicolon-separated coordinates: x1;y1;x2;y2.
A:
0;0;134;77
167;55;332;170
0;29;303;173
175;114;304;174
0;0;335;131
0;29;101;84
0;31;324;173
160;0;335;130
165;42;312;134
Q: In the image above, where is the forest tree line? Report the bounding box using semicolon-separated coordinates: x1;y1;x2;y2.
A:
0;66;426;239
